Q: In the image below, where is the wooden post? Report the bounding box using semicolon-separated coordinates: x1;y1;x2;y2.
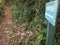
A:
46;0;58;45
46;22;56;45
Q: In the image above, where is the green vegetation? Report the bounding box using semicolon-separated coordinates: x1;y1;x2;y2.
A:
10;0;47;45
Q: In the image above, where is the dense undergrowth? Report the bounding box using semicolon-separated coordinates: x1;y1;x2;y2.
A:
11;0;47;45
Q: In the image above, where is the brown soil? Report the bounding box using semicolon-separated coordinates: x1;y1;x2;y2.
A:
0;5;12;45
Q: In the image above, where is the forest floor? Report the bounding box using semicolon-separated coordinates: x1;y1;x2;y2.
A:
0;6;32;45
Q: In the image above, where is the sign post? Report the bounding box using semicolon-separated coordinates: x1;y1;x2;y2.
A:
45;0;59;45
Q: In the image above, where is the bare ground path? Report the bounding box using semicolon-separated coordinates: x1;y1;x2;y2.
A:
0;5;12;45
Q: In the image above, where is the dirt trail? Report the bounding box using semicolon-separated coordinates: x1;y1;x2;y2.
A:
0;5;12;45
